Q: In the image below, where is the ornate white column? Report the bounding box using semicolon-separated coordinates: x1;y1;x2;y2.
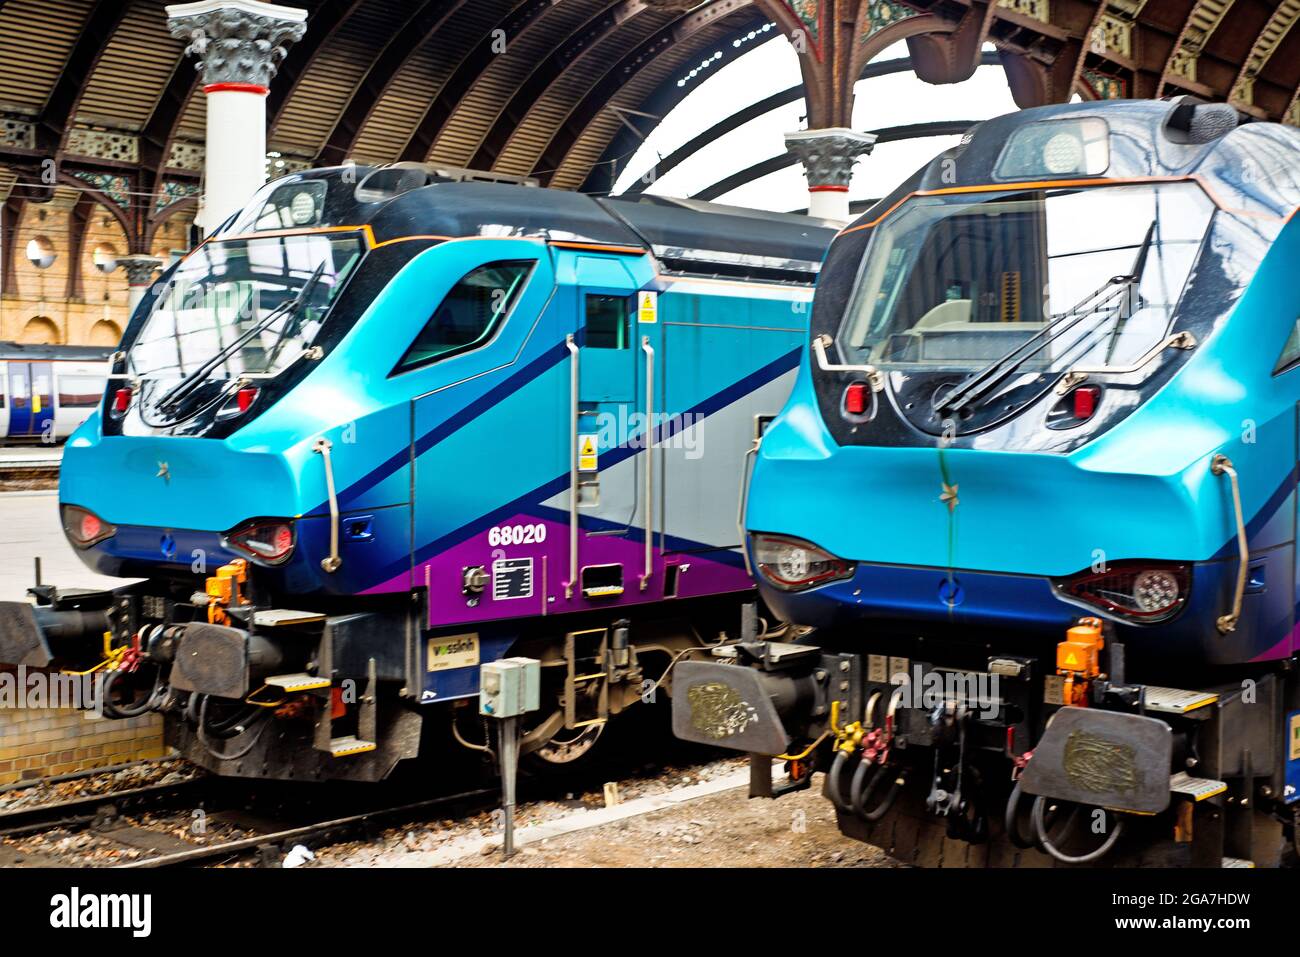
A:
166;1;308;233
118;254;164;318
785;128;877;222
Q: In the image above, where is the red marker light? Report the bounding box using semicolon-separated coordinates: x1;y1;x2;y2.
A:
236;386;259;413
62;505;115;548
1072;386;1100;420
844;382;869;415
112;388;132;413
226;520;296;564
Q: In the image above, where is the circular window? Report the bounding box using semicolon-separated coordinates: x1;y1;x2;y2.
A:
25;236;56;269
92;243;119;274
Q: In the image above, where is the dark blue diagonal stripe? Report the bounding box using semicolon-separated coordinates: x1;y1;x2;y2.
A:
367;346;800;584
333;340;570;508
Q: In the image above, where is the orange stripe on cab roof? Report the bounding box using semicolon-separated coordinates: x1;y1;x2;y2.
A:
836;174;1285;237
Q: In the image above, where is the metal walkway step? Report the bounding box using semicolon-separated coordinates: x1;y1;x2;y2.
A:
328;736;376;758
265;673;331;692
253;609;327;627
1144;686;1219;714
1170;771;1227;801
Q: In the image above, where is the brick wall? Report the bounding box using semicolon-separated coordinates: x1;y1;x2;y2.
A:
0;184;196;348
0;707;166;786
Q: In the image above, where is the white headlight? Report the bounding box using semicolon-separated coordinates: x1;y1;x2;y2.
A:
290;190;318;225
1133;569;1180;613
1042;133;1085;175
751;534;852;591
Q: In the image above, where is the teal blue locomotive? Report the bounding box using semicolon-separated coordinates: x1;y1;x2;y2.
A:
0;165;834;781
672;98;1300;866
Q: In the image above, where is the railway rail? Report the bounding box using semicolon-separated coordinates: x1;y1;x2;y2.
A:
0;448;61;489
0;722;731;867
0;772;499;868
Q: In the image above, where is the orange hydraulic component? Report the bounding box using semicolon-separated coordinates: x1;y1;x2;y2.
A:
205;559;250;625
1056;616;1104;707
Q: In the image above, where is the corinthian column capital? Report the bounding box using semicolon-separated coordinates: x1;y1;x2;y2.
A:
166;0;307;90
784;128;878;190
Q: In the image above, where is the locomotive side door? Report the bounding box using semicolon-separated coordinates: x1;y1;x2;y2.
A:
0;360;8;439
572;256;641;539
5;361;51;437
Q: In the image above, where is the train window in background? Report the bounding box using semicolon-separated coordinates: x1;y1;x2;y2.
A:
394;260;534;373
585;294;629;349
58;376;107;408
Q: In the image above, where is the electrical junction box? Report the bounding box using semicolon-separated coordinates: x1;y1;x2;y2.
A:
479;657;540;718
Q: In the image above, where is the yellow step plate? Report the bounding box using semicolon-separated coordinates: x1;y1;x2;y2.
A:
1170;771;1228;801
265;673;331;692
1144;686;1219;714
329;736;376;758
253;609;328;627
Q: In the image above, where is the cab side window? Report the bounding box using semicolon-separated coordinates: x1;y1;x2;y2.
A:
585;294;630;349
394;260;534;374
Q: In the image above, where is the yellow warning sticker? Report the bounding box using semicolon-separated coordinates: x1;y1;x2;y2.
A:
1290;712;1300;761
578;433;599;472
637;291;657;324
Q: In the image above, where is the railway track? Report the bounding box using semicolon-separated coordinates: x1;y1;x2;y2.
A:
0;777;209;840
0;741;729;867
119;786;500;868
0;449;61;490
0;770;499;868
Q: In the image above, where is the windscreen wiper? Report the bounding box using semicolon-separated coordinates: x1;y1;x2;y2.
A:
154;262;326;417
936;221;1157;418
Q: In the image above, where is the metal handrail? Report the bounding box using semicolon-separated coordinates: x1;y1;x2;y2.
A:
736;415;767;577
640;336;655;591
565;335;579;600
1054;330;1197;395
1211;453;1247;634
313;437;342;573
811;334;884;392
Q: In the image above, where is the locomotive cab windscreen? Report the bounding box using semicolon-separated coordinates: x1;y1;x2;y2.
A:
835;179;1214;436
124;231;365;429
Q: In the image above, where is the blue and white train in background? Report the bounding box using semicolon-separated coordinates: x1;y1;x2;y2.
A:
672;98;1300;867
0;342;109;442
0;163;835;780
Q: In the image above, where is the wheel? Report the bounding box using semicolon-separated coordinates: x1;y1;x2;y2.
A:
524;723;607;771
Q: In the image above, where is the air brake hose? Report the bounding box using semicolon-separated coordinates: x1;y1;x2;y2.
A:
855;763;905;822
849;758;885;820
100;666;166;719
1003;781;1038;849
1031;795;1125;864
828;751;857;812
197;694;270;762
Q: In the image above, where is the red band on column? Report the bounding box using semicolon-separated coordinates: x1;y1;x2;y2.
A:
808;184;849;193
204;82;269;95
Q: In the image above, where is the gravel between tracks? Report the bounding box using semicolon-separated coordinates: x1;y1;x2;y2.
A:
318;765;899;869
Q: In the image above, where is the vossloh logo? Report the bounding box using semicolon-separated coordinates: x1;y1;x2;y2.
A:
50;887;152;938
